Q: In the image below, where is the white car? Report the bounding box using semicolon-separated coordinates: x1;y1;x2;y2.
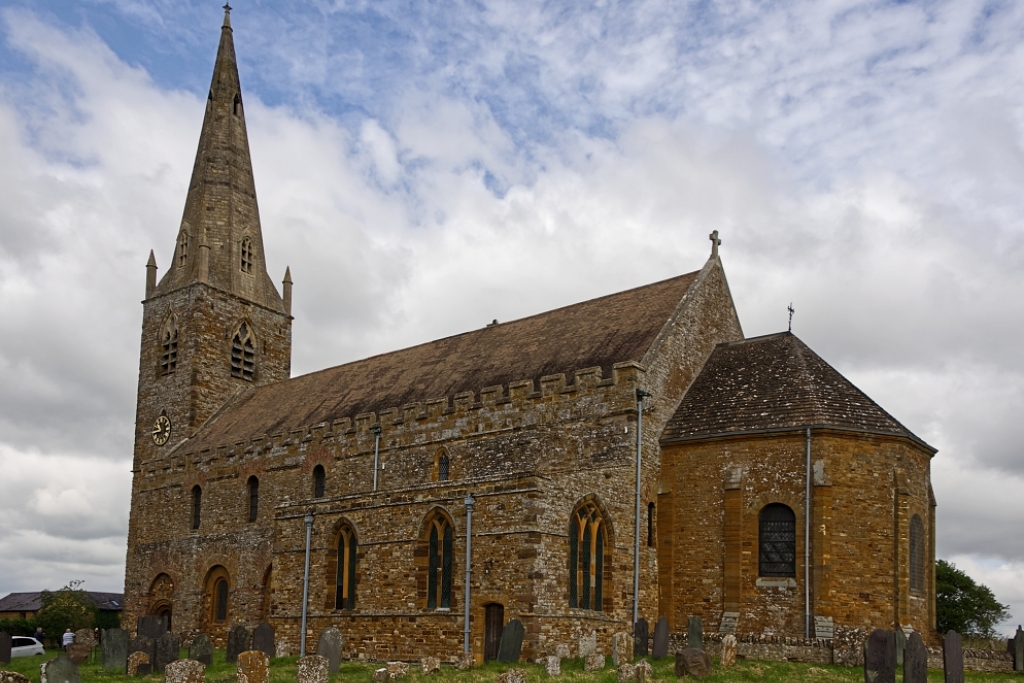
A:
11;636;45;657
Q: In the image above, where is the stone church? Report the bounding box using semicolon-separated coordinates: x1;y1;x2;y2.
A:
123;9;937;661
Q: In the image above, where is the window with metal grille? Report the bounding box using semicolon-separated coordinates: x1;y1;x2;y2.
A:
759;503;796;577
569;500;604;610
910;514;925;593
647;502;655;547
161;317;178;375
214;578;228;621
426;514;454;609
247;476;259;522
437;453;449;481
191;485;202;530
178;230;189;267
230;323;255;380
313;465;325;498
336;525;357;610
240;236;253;274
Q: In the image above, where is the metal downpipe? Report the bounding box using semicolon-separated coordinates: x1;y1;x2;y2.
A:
300;512;314;655
805;427;812;639
463;495;475;654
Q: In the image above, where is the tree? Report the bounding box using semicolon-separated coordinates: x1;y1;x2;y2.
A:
35;581;96;639
936;560;1010;637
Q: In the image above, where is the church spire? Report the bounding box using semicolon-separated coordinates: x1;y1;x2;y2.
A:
151;7;284;313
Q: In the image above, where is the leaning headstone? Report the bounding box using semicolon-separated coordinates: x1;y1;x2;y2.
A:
137;616;168;641
894;628;906;666
129;634;155;669
652;617;669;659
904;632;928;683
102;628;129;670
0;633;10;665
497;619;525;663
188;634;213;667
633;619;649;657
584;654;605;672
297;656;329;683
43;656;81;683
164;659;205;683
544;656;560;676
578;631;597;658
674;648;711;678
686;616;703;650
943;631;964;683
236;651;269;683
154;632;181;673
315;627;343;673
227;626;251;664
720;634;737;668
612;632;632;666
0;671;29;683
864;629;896;683
1014;626;1024;674
496;669;526;683
127;651;151;677
252;623;275;659
634;660;652;683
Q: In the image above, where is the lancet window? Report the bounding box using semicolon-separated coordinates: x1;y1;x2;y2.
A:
161;316;178;376
335;524;357;610
230;323;255;381
178;230;189;267
247;476;259;522
569;499;605;611
425;511;454;610
240;236;253;274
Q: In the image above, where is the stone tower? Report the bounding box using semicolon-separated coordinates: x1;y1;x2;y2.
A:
132;5;291;468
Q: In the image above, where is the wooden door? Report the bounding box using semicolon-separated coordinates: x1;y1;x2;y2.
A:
484;603;504;662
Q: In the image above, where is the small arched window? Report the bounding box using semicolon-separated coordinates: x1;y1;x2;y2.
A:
313;465;325;498
230;323;255;381
336;525;357;610
434;450;450;482
191;485;202;530
161;316;178;376
910;514;925;593
240;236;253;274
214;578;228;622
569;499;605;611
647;502;655;547
425;512;454;609
247;476;259;522
759;503;796;577
233;93;242;117
178;230;189;267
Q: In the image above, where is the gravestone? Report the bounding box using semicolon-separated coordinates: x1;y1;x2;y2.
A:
686;615;703;650
420;657;440;675
617;663;636;683
496;669;526;683
497;618;525;663
583;654;605;672
137;616;168;642
73;630;96;650
895;627;906;666
371;669;388;683
1014;626;1024;674
297;656;329;683
544;656;560;676
943;631;964;683
43;656;81;683
129;635;155;670
674;648;711;678
633;619;649;657
236;651;269;683
0;671;29;683
315;628;343;673
189;635;213;667
652;617;669;659
634;660;652;683
612;632;631;666
154;632;180;673
904;631;928;683
720;634;737;668
127;652;151;677
252;623;275;659
0;633;10;665
719;612;739;634
554;643;570;659
226;626;251;664
864;629;896;683
164;659;205;683
102;628;129;670
386;662;409;678
66;644;92;664
814;616;835;640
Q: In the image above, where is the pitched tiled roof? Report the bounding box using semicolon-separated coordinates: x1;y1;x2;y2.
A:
0;591;124;612
660;332;933;450
183;270;701;453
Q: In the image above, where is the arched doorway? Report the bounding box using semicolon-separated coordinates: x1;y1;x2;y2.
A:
148;574;174;631
202;566;231;645
483;603;504;662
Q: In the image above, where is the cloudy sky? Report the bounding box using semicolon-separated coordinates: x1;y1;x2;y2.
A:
0;0;1022;632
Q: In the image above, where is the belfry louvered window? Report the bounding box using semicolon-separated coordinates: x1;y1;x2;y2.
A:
910;514;925;593
313;465;326;498
161;317;178;375
759;503;796;577
178;230;189;267
569;500;604;611
426;513;454;609
336;525;357;610
240;236;253;274
230;323;255;381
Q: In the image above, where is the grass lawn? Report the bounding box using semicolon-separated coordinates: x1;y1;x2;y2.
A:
2;649;1021;683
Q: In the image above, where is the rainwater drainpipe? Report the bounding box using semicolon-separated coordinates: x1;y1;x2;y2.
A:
371;426;382;491
300;512;314;655
463;495;475;654
633;389;651;627
805;427;812;640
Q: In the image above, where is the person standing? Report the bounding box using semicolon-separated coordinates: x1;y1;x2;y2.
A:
33;627;45;648
62;628;74;652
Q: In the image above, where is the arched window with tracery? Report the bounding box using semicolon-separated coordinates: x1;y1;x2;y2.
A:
759;503;796;577
434;450;450;482
240;236;253;274
336;524;357;610
424;511;454;609
569;499;605;611
247;476;259;522
161;316;178;376
910;514;925;594
313;465;325;498
230;323;255;381
178;230;189;267
191;485;202;530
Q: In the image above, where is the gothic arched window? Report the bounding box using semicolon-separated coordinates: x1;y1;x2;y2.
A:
313;465;325;498
434;450;450;482
161;316;178;376
910;514;925;594
178;230;189;268
230;323;255;381
191;485;202;530
214;578;228;621
247;476;259;522
424;511;454;609
759;503;796;577
335;524;357;610
240;236;253;274
569;499;605;611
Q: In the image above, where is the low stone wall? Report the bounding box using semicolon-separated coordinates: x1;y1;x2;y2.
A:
926;646;1014;674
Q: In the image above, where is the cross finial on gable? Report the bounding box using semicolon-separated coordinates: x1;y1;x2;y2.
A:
788;302;795;332
222;4;232;28
709;230;721;258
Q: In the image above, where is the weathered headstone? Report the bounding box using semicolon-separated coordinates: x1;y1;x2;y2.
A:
584;654;605;671
720;634;737;668
236;651;269;683
612;632;632;666
1014;625;1024;674
66;644;93;664
496;669;526;683
154;632;181;672
227;626;251;664
864;629;896;683
652;617;669;659
616;663;635;683
73;630;96;650
297;656;329;683
129;634;155;669
187;634;213;667
0;633;10;665
315;627;343;673
164;659;205;683
943;631;964;683
633;619;649;657
674;648;711;678
0;671;29;683
497;619;525;663
252;623;275;659
814;616;835;640
686;616;703;650
387;661;409;678
719;612;739;634
420;657;440;675
454;652;475;670
371;669;388;683
102;628;129;670
127;651;151;677
544;656;560;676
43;656;81;683
904;632;928;683
554;643;570;659
634;660;652;683
137;616;168;641
894;628;906;666
578;631;597;659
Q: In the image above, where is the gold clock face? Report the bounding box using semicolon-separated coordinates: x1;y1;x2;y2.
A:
152;415;172;445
